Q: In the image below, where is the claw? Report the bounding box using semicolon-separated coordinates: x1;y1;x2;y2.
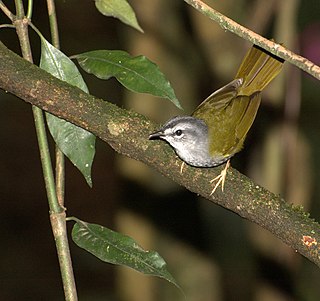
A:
180;162;185;174
210;160;230;195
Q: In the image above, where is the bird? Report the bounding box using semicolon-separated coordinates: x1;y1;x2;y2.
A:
149;44;284;194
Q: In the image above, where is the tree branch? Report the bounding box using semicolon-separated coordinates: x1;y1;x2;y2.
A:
184;0;320;80
1;41;320;266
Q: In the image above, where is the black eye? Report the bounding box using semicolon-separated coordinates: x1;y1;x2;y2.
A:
175;129;183;136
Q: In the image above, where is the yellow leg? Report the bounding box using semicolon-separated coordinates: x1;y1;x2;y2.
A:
210;160;230;195
180;162;185;174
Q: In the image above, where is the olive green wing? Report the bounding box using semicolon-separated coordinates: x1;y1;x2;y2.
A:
192;79;242;116
191;44;283;159
192;85;261;158
223;93;261;155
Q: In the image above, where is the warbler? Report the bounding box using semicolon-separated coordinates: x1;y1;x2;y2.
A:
149;44;284;193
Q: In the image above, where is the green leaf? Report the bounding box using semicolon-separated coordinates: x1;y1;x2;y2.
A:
95;0;143;33
39;38;96;187
73;50;182;109
70;218;181;290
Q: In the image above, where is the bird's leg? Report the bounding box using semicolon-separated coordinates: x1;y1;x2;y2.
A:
180;162;185;174
210;160;230;195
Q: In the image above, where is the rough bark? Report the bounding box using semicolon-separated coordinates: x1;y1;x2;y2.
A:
1;41;320;266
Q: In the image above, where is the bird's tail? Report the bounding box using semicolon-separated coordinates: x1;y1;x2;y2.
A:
235;44;284;95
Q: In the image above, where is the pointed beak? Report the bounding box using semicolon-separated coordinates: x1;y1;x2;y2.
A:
149;129;164;140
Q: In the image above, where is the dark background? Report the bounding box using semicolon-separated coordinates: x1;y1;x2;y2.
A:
1;0;320;300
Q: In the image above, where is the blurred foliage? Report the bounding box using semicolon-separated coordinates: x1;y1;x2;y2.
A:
1;0;320;300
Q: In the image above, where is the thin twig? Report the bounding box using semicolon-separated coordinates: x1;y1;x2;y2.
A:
13;1;78;299
14;0;24;18
46;0;64;207
47;0;60;48
0;1;15;21
46;0;77;299
184;0;320;81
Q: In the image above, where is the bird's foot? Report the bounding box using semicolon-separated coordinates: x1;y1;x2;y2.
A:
210;160;230;195
180;162;185;174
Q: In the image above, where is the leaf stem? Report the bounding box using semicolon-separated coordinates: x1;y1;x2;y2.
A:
0;24;15;29
26;0;33;19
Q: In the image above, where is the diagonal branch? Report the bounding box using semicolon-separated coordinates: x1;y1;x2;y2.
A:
184;0;320;81
0;41;320;267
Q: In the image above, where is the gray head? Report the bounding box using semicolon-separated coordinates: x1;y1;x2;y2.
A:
149;116;217;167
